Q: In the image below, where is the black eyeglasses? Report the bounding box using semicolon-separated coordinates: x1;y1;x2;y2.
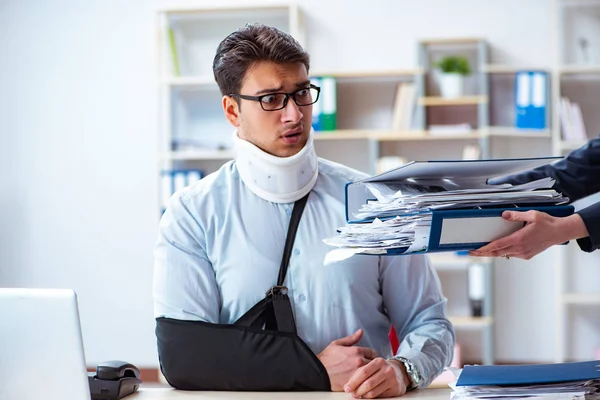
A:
229;84;321;111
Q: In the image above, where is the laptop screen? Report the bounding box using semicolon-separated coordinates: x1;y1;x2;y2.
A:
0;288;91;400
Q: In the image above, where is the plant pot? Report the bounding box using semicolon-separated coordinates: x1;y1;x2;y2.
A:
439;73;464;98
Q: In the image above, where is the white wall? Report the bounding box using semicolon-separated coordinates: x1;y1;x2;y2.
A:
1;0;597;367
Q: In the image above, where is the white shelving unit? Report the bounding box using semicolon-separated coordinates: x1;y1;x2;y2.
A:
553;0;600;363
156;4;305;188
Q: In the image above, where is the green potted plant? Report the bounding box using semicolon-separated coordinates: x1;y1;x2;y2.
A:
435;56;471;98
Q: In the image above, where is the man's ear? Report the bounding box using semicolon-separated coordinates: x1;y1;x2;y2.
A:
223;95;241;127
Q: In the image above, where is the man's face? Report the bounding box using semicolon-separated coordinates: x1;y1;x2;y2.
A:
223;61;313;158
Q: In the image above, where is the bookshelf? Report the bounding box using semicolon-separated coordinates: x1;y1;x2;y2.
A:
413;38;490;158
553;0;600;363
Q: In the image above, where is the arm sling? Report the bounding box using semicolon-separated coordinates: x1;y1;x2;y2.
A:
156;193;331;391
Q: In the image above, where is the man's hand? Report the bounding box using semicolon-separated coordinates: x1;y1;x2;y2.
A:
317;329;378;392
469;211;589;260
344;358;410;398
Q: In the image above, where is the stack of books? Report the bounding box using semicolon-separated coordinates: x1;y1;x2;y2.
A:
559;97;588;142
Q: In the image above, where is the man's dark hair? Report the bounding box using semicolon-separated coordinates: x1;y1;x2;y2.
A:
213;23;310;97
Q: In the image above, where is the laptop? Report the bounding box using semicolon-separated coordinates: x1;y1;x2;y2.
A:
0;288;91;400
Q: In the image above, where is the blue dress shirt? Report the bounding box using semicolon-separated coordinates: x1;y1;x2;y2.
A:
154;158;455;386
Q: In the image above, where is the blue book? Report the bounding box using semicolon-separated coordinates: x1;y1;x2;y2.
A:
456;360;600;386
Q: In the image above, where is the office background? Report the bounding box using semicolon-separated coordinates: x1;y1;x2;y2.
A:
1;0;599;370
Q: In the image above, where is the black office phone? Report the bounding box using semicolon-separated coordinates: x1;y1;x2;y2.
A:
88;360;142;400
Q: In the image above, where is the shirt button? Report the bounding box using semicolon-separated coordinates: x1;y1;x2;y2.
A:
294;249;300;256
298;294;306;302
286;209;292;215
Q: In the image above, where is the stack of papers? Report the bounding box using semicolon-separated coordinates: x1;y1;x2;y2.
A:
323;177;568;262
450;360;600;400
355;177;566;221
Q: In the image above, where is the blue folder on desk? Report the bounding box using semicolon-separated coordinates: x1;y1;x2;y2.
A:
344;157;574;255
456;360;600;386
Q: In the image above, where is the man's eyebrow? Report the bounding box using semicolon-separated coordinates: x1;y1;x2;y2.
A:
254;86;283;95
253;81;311;95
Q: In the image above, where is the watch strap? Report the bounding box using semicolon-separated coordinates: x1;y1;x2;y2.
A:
388;356;423;390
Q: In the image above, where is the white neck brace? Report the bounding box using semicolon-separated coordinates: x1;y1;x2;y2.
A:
233;130;319;203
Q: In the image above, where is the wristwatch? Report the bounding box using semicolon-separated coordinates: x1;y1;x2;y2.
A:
388;356;423;390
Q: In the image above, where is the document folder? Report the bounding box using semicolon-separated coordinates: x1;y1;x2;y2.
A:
456;360;600;386
343;157;574;255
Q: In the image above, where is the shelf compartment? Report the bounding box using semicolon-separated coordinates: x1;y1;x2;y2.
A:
161;149;234;161
160;4;294;15
429;253;493;271
483;65;549;73
563;293;600;305
420;38;484;46
484;127;552;138
428;253;469;271
418;96;488;106
559;65;600;75
163;76;218;88
559;139;589;152
313;130;484;141
310;69;423;79
449;316;494;328
376;130;482;141
160;6;297;77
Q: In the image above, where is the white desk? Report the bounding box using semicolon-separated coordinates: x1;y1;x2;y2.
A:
129;388;451;400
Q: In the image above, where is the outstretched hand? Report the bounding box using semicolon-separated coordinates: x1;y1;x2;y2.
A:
469;210;587;260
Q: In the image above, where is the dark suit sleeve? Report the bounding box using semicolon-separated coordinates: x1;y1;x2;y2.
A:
490;136;600;252
576;203;600;252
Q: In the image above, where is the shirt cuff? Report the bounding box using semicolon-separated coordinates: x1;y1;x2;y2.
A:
576;208;600;252
396;348;444;388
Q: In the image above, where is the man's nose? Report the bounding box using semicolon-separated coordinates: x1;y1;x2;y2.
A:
281;96;303;123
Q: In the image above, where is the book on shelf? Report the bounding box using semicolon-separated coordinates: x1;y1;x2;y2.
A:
319;76;337;131
559;96;588;142
515;71;547;129
462;144;481;160
161;16;180;77
160;169;203;213
376;156;408;174
391;82;416;131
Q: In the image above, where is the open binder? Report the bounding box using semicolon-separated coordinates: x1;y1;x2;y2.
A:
342;157;574;255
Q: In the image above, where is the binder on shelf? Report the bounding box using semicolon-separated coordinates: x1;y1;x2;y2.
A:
161;16;180;77
456;360;600;387
320;76;337;131
515;71;548;129
310;77;323;131
160;169;204;213
168;26;180;77
343;157;574;255
559;96;588;142
391;83;416;131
